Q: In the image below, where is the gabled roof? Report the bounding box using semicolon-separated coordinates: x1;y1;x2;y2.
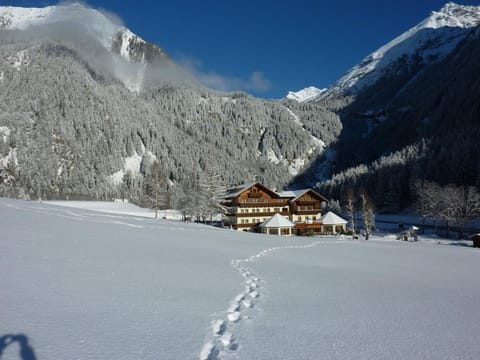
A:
259;214;295;228
277;188;328;202
223;182;280;199
277;189;306;199
320;211;347;225
223;183;256;198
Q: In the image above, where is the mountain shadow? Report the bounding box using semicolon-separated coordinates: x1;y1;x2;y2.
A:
291;26;480;208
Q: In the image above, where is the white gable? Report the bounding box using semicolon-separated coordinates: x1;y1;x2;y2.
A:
259;214;294;228
320;211;347;225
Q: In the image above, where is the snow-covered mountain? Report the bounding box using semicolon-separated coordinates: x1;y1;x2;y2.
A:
309;2;480;208
0;4;170;65
322;2;480;98
286;86;326;103
0;3;341;201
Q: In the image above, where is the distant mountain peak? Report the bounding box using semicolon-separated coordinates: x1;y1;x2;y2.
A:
322;2;480;98
286;86;326;103
429;2;480;28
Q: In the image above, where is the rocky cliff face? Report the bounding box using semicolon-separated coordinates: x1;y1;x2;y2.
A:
111;28;171;65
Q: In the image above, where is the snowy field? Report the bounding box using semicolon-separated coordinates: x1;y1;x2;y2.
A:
1;199;479;360
45;200;184;220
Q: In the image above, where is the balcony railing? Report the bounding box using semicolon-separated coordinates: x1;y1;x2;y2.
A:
296;200;320;205
226;211;290;218
293;209;321;215
236;201;289;207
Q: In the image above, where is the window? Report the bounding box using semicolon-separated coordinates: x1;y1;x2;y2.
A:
274;208;280;212
298;217;302;222
283;207;288;212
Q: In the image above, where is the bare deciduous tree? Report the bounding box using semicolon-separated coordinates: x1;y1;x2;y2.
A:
359;191;375;240
144;161;170;219
450;186;480;239
413;180;480;238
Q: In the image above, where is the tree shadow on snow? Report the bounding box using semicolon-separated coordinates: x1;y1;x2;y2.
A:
0;334;38;360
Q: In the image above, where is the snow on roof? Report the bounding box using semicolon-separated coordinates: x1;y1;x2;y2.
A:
277;188;326;202
226;182;255;191
277;189;304;198
259;214;294;228
320;211;347;225
277;189;310;200
222;183;256;198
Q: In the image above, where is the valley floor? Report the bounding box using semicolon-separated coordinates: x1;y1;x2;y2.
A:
1;199;479;360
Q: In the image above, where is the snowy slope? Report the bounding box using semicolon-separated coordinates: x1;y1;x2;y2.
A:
324;2;480;96
1;198;480;360
286;86;326;103
0;5;119;50
0;3;168;65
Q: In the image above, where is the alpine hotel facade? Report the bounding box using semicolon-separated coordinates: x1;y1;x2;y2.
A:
222;183;346;235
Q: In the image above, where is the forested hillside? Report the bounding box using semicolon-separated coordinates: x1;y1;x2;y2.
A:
0;25;341;204
313;26;480;208
1;3;480;213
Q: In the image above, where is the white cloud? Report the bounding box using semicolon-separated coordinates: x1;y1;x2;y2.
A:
179;56;271;93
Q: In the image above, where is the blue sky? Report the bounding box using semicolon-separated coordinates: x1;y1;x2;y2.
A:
3;1;480;98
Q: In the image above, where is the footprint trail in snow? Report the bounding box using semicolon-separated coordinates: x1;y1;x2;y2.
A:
199;240;343;360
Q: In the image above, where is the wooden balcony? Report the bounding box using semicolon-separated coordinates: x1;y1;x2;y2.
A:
226;211;290;218
236;201;289;207
296;200;320;206
293;209;321;215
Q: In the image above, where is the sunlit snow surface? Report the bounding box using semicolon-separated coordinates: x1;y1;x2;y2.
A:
1;199;479;360
286;86;326;103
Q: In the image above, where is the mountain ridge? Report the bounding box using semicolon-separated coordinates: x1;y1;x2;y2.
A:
288;2;480;102
0;2;479;211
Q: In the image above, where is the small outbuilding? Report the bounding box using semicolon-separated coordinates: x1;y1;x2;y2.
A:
259;214;295;236
320;211;348;234
470;234;480;248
